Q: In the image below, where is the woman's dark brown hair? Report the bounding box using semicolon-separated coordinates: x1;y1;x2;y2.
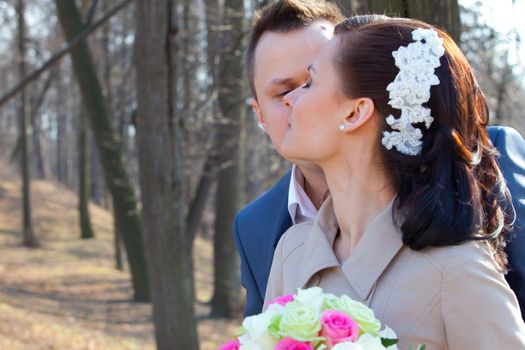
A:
333;15;513;269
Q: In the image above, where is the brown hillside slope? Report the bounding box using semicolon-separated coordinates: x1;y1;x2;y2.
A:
0;160;237;349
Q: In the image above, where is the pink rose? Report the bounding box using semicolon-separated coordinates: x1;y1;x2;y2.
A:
275;338;314;350
320;310;359;347
271;294;295;306
218;339;239;350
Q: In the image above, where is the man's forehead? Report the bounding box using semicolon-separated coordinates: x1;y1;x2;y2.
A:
254;22;332;92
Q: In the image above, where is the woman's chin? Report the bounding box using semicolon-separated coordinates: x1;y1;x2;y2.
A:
281;151;314;166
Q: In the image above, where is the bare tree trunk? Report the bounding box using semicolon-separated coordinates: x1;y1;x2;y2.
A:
78;107;95;239
114;211;124;270
361;0;460;42
29;72;54;180
90;138;106;205
55;67;68;184
205;0;221;85
185;0;220;246
406;0;460;43
17;0;36;247
100;0;124;270
55;0;149;301
210;0;244;318
357;0;405;15
187;152;216;245
30;118;46;180
180;0;199;126
135;0;199;348
493;50;512;120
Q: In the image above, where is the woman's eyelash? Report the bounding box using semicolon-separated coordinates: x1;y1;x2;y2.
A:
303;79;311;88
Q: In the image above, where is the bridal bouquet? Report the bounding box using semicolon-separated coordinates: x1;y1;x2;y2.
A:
219;287;404;350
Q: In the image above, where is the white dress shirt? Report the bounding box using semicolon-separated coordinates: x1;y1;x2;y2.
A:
287;165;318;224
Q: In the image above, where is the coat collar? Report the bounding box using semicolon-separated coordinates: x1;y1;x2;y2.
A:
298;196;404;301
298;197;340;288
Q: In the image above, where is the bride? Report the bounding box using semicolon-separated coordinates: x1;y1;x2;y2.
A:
264;15;525;349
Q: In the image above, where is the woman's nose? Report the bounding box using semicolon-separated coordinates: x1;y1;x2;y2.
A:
283;86;302;107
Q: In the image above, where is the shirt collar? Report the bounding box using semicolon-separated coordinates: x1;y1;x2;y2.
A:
298;196;404;301
288;165;318;224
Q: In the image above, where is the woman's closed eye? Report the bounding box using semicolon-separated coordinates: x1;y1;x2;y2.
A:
302;78;312;89
276;90;292;97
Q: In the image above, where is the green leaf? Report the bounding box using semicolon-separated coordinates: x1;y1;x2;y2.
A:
409;344;426;350
381;337;399;347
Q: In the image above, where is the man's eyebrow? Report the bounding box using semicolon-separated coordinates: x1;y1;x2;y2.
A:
269;77;295;86
264;77;296;94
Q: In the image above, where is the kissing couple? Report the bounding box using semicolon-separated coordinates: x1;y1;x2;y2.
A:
234;0;525;348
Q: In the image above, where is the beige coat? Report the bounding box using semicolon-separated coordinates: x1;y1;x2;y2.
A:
265;197;525;349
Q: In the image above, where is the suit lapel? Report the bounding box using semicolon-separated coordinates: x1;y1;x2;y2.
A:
256;171;293;299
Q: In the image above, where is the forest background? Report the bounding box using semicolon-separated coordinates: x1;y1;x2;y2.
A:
0;0;523;349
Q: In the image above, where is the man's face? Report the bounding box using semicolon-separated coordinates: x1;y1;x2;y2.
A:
252;21;334;155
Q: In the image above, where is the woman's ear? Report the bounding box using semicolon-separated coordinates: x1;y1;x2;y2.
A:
341;97;375;133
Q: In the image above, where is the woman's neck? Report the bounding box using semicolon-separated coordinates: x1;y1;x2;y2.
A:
321;153;395;261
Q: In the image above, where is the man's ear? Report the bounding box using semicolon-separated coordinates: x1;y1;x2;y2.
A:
341;97;375;133
251;99;266;131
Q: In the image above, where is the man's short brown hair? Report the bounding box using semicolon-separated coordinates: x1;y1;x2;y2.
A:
246;0;344;99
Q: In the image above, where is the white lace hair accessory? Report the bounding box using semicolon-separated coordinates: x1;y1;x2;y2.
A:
381;28;445;156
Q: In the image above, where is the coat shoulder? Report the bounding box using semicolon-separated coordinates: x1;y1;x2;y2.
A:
278;221;314;261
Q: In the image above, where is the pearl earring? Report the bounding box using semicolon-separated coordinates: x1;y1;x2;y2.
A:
338;124;345;131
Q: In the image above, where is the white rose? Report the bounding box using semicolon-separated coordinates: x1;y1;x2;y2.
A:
332;342;365;350
378;326;397;340
357;334;386;350
295;287;325;312
238;304;283;350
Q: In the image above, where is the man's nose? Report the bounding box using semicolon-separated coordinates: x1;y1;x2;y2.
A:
283;86;302;107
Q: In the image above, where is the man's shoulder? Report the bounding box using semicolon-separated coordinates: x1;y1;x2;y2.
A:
236;170;292;226
488;125;524;147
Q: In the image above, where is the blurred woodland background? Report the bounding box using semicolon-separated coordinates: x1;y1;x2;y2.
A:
0;0;523;349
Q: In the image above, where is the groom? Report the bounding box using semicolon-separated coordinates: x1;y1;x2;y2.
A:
234;0;525;318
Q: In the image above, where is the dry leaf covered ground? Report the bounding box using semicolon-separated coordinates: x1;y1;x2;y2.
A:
0;161;240;349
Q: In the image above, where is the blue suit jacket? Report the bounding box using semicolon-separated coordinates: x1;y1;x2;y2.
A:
234;126;525;318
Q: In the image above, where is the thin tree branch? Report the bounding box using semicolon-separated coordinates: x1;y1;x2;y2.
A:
86;0;100;26
0;0;132;109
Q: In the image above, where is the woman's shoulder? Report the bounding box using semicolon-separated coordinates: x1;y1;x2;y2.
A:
421;240;499;273
433;240;525;345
